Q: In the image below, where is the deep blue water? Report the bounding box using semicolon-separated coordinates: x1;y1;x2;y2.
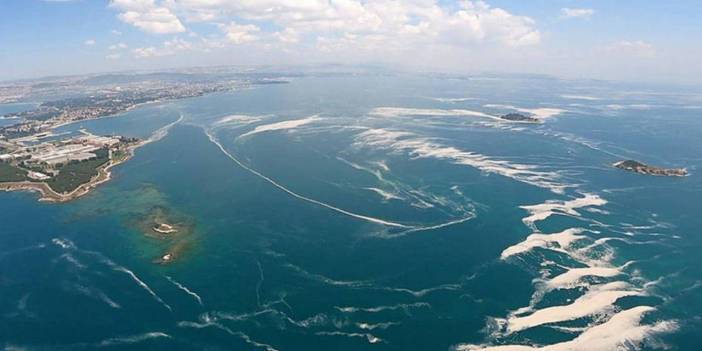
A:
1;76;701;350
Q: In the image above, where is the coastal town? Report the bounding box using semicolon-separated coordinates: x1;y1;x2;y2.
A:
0;70;290;201
0;129;141;202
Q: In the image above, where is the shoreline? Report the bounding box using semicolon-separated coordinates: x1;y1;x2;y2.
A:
0;116;181;203
0;142;139;203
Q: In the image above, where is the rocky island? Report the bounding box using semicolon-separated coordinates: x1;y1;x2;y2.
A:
500;113;540;123
613;160;688;177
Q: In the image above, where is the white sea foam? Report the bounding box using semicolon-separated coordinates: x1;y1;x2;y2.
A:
500;228;587;260
370;107;495;119
335;302;431;313
179;317;280;351
166;275;204;306
237;115;319;139
214;114;266;126
357;321;399;330
354;129;567;194
543;267;621;291
72;284;121;309
381;283;461;297
431;97;479;103
284;263;373;288
559;94;602;101
457;306;676;351
503;281;642;333
97;332;170;347
52;238;76;250
316;331;384;344
207;129;414;228
519;193;607;230
58;253;86;269
114;267;172;312
145;114;184;144
364;187;403;201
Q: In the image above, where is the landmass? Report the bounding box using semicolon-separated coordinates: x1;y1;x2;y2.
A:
0;131;142;202
500;113;540;123
613;160;688;177
133;206;194;264
0;70;290;202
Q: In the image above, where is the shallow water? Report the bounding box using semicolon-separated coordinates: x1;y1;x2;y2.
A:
1;76;701;350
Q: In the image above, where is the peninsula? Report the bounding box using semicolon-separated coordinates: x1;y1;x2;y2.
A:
613;160;688;177
0;131;142;202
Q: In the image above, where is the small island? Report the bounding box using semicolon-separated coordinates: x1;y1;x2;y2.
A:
613;160;688;177
153;222;178;234
500;113;540;123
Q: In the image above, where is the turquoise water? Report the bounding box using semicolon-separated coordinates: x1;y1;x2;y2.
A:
1;76;701;350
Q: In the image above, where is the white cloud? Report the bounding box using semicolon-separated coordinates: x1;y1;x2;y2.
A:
106;53;122;60
132;38;193;58
561;8;595;19
110;0;185;34
111;29;122;35
274;28;300;44
111;0;539;50
220;22;260;44
109;42;128;50
84;39;96;46
132;47;161;58
606;40;656;58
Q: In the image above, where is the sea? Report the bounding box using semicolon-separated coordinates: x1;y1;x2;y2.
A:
1;74;701;350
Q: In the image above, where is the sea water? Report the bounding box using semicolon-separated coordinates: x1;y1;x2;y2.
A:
1;75;701;350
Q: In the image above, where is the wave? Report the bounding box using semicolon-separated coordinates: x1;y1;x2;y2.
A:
354;128;568;194
237;115;320;139
166;275;204;306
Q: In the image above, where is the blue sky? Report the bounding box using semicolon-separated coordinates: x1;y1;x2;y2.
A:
1;0;701;83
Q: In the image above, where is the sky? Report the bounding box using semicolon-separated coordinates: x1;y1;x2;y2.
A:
1;0;701;83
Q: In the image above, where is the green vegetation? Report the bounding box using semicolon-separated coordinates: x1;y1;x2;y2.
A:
46;149;109;193
0;162;29;182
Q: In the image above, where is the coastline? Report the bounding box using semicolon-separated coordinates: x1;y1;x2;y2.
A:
0;114;182;203
0;142;137;202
